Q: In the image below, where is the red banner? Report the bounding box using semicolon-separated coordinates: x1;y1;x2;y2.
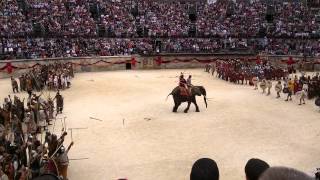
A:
131;57;137;67
287;56;295;65
155;56;162;66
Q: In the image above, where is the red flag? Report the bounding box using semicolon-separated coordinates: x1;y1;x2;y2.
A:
131;57;137;67
6;62;13;74
287;56;294;65
256;56;261;65
156;56;162;66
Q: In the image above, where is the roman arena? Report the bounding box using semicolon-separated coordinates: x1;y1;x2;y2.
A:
0;69;319;180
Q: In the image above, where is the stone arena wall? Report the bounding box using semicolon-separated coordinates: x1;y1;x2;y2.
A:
0;54;320;78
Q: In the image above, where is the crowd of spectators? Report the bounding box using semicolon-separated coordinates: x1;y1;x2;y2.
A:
1;0;319;38
0;38;154;59
1;0;320;59
1;37;319;59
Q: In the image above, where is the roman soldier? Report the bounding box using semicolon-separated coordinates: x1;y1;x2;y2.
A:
11;77;19;93
47;97;55;119
211;63;216;76
54;91;64;115
18;75;25;92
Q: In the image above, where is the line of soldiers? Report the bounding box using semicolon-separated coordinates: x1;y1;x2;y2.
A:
213;60;288;84
205;61;320;107
0;90;72;180
11;63;74;93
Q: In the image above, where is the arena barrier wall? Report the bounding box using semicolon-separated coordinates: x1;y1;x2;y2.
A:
0;54;320;78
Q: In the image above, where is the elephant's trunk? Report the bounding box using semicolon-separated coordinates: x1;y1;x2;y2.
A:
204;96;208;108
198;86;208;108
166;93;172;101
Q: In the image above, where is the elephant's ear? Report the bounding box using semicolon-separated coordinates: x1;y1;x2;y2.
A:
192;87;202;96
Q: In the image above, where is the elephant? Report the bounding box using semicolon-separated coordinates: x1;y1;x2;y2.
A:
167;86;207;113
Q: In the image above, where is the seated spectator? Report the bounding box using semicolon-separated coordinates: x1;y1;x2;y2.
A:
245;158;269;180
190;158;219;180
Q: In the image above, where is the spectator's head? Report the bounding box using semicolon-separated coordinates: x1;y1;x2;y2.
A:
190;158;219;180
259;166;313;180
245;158;269;180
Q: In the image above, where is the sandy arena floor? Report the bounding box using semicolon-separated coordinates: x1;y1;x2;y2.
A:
0;69;320;180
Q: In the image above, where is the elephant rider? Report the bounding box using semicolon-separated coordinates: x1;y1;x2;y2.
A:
187;75;193;93
179;74;189;96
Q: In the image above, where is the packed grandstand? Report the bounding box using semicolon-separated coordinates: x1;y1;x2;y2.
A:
1;0;320;59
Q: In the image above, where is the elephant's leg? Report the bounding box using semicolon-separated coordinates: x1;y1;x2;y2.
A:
184;101;191;113
173;103;177;112
173;102;180;112
193;98;200;112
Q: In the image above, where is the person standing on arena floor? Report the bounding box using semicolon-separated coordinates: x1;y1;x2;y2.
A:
211;63;216;76
285;79;294;101
252;76;259;90
18;75;24;92
275;81;282;98
54;91;64;115
299;84;308;105
266;80;272;95
11;77;19;93
260;79;267;93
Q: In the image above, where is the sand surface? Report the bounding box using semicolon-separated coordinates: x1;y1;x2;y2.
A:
0;69;320;180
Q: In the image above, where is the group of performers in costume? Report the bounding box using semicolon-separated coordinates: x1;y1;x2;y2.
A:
205;60;320;107
0;63;74;180
10;63;74;94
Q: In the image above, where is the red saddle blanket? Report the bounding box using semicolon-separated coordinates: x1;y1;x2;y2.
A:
180;87;189;96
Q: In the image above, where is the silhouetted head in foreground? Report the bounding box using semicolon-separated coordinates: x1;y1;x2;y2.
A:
259;166;313;180
32;174;60;180
190;158;219;180
245;158;270;180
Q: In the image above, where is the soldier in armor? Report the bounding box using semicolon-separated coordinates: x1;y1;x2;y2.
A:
54;91;64;115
